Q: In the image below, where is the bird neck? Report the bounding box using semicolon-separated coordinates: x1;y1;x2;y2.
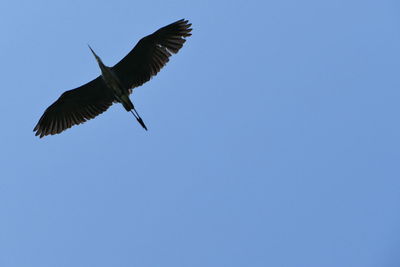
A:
97;60;109;74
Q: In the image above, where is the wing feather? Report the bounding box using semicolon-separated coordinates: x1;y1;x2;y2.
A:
34;77;115;138
112;19;192;90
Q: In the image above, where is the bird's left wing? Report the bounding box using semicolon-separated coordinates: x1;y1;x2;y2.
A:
34;77;115;138
112;19;192;91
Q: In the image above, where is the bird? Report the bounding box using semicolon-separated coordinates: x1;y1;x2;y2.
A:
33;19;192;138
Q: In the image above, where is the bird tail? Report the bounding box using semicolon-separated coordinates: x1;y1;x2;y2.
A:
120;95;134;111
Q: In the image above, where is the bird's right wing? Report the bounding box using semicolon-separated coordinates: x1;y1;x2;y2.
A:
34;77;115;138
112;19;192;90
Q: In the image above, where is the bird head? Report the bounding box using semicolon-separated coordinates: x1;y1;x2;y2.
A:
88;45;103;65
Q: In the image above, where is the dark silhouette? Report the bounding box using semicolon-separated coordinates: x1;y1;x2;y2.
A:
34;19;192;138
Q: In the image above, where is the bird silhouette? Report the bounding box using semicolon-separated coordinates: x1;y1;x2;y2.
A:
34;19;192;138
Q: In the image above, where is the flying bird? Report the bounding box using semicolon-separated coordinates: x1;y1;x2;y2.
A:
34;19;192;138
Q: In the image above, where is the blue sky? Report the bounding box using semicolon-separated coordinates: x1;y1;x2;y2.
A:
1;0;400;266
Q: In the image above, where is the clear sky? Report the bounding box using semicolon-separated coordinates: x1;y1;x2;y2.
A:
1;0;400;266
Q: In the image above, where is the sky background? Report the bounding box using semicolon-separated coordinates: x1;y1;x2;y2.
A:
1;0;400;266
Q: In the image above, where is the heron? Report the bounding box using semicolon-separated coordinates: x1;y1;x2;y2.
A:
34;19;192;138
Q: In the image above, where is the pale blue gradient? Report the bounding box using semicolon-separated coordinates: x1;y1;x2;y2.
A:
1;0;400;266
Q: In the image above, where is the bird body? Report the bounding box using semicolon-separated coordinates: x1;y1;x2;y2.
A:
88;45;135;112
34;19;192;137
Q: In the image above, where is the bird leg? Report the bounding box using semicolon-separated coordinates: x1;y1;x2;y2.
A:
130;107;148;131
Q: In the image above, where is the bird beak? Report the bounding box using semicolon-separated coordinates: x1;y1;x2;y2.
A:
88;44;100;62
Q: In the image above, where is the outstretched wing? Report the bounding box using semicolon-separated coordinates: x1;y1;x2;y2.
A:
112;19;192;90
33;77;115;138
